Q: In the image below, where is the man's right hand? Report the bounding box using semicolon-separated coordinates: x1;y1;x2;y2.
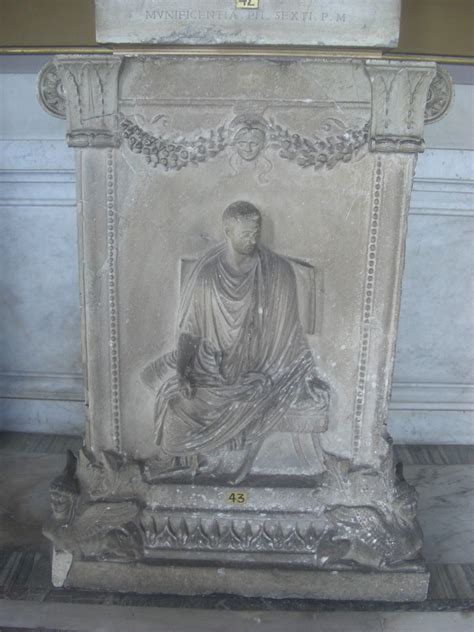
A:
240;371;273;398
178;374;195;400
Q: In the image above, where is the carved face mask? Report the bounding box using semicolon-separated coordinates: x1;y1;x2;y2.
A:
233;127;266;161
226;217;261;256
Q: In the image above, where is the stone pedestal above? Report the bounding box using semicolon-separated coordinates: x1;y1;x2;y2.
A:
95;0;402;48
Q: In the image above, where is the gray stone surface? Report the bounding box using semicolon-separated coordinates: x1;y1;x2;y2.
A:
51;547;73;588
36;54;441;598
95;0;401;48
405;464;474;564
1;600;472;632
65;559;429;601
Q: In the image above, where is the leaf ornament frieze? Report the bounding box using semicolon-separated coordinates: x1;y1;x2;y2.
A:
119;114;370;173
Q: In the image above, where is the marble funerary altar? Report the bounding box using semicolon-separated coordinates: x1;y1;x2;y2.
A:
38;0;447;601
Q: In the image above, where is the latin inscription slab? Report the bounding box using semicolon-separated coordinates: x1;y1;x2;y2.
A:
95;0;401;47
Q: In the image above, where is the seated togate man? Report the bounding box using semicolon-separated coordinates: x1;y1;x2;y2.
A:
141;201;329;482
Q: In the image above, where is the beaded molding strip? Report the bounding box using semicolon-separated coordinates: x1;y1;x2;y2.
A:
353;156;383;456
106;149;121;452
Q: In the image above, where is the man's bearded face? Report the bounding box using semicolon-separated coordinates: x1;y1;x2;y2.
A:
227;217;261;256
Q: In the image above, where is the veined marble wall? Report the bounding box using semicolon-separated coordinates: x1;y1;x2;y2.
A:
0;56;473;443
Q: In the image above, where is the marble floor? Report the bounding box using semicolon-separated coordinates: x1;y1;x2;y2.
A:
0;602;473;632
0;432;473;631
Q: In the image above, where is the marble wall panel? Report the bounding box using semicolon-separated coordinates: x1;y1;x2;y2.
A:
394;214;473;383
0;73;65;141
390;410;474;447
388;147;474;443
0;190;81;375
404;464;474;564
0;70;80;432
0;399;84;435
424;83;474;151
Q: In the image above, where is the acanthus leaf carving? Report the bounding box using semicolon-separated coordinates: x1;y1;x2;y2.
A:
365;60;437;154
51;56;122;148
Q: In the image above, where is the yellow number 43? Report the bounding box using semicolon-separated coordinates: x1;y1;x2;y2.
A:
236;0;259;9
228;491;248;504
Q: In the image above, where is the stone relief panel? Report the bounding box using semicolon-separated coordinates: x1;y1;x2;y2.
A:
115;126;374;462
140;201;330;484
38;56;438;597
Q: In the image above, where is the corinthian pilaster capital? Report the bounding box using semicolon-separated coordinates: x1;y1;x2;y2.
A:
38;55;123;148
365;60;437;154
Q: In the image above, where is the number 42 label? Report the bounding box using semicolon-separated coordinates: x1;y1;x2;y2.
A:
228;491;248;504
236;0;260;9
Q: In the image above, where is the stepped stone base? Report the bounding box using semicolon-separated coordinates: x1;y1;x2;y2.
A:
61;558;430;602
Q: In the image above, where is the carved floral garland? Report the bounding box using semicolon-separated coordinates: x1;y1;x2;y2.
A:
121;118;229;170
120;116;369;172
266;118;369;169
